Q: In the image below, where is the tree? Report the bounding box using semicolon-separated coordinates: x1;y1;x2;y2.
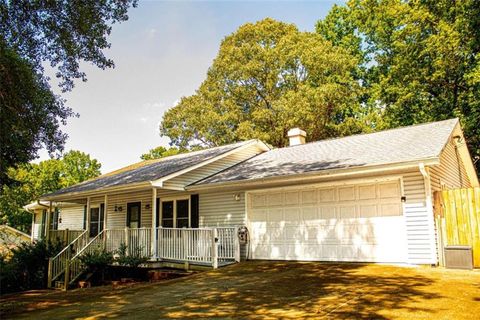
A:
140;146;184;161
0;0;137;186
316;0;480;173
0;151;101;232
160;18;378;149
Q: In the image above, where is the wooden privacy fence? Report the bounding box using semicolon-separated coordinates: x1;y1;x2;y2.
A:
433;187;480;268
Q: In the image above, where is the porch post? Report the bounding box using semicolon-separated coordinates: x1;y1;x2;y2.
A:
31;213;35;242
234;226;241;262
86;197;91;236
45;201;52;242
151;188;157;259
212;228;218;269
104;194;108;230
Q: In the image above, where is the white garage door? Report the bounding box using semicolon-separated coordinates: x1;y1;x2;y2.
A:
248;180;407;262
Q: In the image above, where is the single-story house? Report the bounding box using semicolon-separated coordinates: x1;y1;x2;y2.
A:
30;119;478;278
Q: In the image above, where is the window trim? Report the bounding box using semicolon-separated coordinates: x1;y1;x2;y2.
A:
159;196;191;228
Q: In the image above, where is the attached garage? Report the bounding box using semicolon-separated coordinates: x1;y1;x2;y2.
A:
247;178;407;263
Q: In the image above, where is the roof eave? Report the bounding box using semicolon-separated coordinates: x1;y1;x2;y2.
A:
40;181;152;202
186;157;440;191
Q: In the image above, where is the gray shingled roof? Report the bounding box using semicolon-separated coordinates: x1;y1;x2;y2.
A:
195;119;458;185
42;140;254;198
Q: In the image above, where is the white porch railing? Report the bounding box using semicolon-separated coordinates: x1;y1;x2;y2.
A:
56;226;239;289
155;227;239;267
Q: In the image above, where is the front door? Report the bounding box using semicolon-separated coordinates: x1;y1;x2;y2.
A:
127;202;141;228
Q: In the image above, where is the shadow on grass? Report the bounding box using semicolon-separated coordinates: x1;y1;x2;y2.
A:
2;262;446;319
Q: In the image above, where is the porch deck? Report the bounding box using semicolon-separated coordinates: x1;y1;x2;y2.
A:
48;226;240;289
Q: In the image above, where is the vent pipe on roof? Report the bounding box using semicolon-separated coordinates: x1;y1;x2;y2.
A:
287;128;306;146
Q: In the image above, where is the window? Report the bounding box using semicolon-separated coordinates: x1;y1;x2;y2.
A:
89;205;105;237
176;199;189;228
90;208;100;237
161;201;174;228
49;209;59;231
127;202;141;228
160;198;190;228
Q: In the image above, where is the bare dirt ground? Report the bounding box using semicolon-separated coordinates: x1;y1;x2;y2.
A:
1;261;480;319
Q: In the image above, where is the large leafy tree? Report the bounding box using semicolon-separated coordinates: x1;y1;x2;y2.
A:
0;150;101;232
317;0;480;173
0;0;137;186
160;18;378;149
140;146;184;161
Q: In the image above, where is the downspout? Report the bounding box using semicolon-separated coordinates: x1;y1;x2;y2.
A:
452;136;464;187
419;163;437;265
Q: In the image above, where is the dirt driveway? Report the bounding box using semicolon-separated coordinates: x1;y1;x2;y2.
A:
2;261;480;319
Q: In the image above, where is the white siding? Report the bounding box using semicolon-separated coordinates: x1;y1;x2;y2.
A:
57;206;84;230
199;192;246;227
430;140;471;191
163;144;263;190
106;190;153;229
402;171;436;264
32;210;43;240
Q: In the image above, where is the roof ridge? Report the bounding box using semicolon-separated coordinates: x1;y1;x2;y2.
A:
278;118;459;150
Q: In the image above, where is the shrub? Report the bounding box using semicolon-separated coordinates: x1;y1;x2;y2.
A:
0;240;63;294
79;249;114;273
114;243;149;268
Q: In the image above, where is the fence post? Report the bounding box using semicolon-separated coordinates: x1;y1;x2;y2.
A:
64;259;70;291
47;258;53;288
125;227;130;256
64;229;68;245
211;228;218;269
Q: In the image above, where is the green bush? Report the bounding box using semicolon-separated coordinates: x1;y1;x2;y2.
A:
0;240;63;294
114;243;149;268
79;249;114;273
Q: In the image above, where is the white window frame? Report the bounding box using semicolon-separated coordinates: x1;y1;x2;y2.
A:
160;196;191;228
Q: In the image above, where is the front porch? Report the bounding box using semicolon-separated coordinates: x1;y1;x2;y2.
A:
48;226;240;289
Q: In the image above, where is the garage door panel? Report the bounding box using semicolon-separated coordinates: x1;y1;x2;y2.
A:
320;206;337;219
267;193;284;206
285;191;299;205
339;206;356;219
359;204;377;218
301;190;317;204
301;207;318;221
338;186;356;201
379;182;400;198
251;194;266;208
248;180;406;262
359;184;376;200
319;188;336;202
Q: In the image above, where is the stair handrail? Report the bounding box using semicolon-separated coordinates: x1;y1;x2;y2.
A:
65;230;106;289
48;229;89;287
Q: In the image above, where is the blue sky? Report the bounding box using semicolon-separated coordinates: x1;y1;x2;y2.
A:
39;0;343;173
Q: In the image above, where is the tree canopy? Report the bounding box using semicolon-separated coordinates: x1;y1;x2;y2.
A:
316;0;480;173
0;150;101;232
0;0;137;186
160;18;378;149
140;146;184;161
